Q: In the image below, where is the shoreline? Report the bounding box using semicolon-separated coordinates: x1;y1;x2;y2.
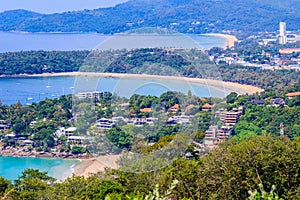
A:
203;33;238;48
27;72;263;95
73;154;121;177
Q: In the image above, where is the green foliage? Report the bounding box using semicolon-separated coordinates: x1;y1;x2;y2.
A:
234;104;300;139
0;177;11;195
0;0;300;34
1;135;299;199
0;50;89;75
226;92;238;104
145;179;178;200
107;127;132;150
71;146;86;154
248;184;283;200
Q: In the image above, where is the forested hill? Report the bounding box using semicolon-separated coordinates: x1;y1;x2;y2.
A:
0;0;300;34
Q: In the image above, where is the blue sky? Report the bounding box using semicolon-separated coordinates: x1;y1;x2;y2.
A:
0;0;128;13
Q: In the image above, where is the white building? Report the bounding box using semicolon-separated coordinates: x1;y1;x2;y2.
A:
279;22;287;44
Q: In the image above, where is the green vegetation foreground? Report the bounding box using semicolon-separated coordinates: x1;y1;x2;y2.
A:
0;135;299;199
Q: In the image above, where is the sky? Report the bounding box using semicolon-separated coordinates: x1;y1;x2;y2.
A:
0;0;129;14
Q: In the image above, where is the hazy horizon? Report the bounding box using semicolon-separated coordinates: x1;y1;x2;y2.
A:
0;0;129;14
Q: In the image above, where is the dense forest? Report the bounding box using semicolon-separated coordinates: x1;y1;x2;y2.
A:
226;82;300;140
0;0;300;34
1;48;299;91
0;135;299;199
0;50;89;75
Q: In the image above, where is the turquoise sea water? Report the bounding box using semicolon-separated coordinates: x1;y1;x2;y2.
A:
0;32;227;180
0;156;79;181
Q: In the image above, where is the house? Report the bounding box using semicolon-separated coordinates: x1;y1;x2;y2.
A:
215;108;226;121
217;126;233;140
271;98;286;106
0;120;11;132
166;115;191;125
286;92;300;99
96;118;115;130
251;99;265;106
169;104;179;113
140;108;152;113
279;48;300;55
65;127;77;136
75;91;104;99
202;103;214;111
127;117;157;127
67;136;90;146
205;126;218;138
23;140;34;146
224;110;242;125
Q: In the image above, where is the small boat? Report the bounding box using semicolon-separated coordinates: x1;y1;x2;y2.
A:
27;97;33;100
46;79;52;88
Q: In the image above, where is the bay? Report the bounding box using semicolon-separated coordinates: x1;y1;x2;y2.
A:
0;32;226;53
0;156;79;181
0;76;228;105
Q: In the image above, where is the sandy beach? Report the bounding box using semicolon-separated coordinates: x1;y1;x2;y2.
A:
74;154;121;177
204;33;238;48
29;72;263;95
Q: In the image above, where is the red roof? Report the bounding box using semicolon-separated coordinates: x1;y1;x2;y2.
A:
140;108;152;113
186;104;195;110
202;103;214;109
170;104;179;109
286;92;300;97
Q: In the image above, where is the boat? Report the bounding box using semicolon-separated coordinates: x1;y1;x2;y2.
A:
46;79;52;88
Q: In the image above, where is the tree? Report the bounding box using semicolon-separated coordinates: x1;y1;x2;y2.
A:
107;127;132;150
226;92;238;104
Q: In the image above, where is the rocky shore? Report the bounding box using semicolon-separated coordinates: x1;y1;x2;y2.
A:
0;146;90;159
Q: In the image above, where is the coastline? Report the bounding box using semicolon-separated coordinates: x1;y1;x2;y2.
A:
73;154;121;177
203;33;238;48
27;72;263;95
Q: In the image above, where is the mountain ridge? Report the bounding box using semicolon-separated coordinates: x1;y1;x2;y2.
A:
0;0;299;34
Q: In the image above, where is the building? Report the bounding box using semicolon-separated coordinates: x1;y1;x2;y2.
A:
166;115;191;125
223;109;242;125
271;98;286;106
285;92;300;99
251;99;265;106
217;126;234;140
202;103;214;112
96;118;115;130
140;108;152;113
0;120;11;132
65;127;77;136
205;126;218;138
279;22;287;45
168;104;179;113
75;91;103;99
67;136;90;146
128;117;157;127
279;48;300;55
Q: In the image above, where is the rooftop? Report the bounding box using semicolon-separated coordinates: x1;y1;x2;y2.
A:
286;92;300;97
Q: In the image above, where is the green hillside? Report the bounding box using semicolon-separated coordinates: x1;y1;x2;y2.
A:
0;0;299;34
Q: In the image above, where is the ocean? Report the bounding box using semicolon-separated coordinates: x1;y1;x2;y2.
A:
0;156;79;181
0;76;228;106
0;32;226;53
0;31;227;180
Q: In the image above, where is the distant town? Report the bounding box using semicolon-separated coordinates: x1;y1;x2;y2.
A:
209;22;300;71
